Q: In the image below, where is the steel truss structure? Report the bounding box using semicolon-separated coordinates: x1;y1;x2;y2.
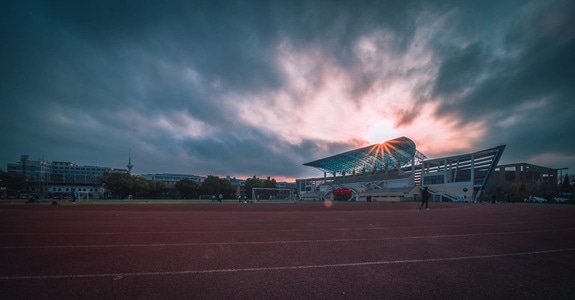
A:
303;136;423;175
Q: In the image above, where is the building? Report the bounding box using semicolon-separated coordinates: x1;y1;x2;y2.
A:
487;163;559;202
6;155;128;199
4;152;298;200
140;173;205;184
297;136;506;202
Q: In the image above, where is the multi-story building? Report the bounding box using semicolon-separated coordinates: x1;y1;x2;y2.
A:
487;162;559;202
6;155;128;199
141;173;206;184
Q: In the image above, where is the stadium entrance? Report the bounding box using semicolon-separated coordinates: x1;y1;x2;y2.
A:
333;188;352;201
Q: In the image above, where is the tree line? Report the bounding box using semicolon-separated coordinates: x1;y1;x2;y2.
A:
0;171;279;200
99;173;277;199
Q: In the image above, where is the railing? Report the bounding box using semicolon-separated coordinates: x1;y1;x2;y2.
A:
332;171;411;185
427;188;458;202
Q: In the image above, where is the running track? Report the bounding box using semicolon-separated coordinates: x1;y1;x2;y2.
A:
1;202;574;299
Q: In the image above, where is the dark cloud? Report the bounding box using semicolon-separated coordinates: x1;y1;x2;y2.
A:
2;0;575;179
428;0;575;168
433;42;487;97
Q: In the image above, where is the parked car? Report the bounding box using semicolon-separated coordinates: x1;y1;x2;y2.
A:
553;197;569;203
528;196;547;203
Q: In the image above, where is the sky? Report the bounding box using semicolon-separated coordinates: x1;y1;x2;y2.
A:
1;0;574;182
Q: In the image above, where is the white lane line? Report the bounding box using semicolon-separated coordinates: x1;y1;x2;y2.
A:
1;248;574;280
1;220;572;235
1;228;574;249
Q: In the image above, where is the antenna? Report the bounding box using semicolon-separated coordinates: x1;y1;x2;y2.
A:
127;149;133;173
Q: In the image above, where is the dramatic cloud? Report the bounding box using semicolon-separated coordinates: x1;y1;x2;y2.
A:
1;0;574;181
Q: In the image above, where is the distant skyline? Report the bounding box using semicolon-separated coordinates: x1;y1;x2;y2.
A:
2;0;574;181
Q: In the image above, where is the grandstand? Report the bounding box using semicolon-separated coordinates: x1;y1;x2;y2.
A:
297;136;505;203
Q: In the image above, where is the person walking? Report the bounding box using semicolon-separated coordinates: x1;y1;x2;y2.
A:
420;186;430;210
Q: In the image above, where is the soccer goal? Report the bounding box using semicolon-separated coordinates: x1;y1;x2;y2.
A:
252;188;295;203
77;191;90;201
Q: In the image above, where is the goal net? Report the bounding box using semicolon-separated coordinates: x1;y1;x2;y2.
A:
77;191;90;201
252;188;295;203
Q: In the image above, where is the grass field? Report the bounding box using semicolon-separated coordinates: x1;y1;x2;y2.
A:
0;199;245;205
1;198;316;205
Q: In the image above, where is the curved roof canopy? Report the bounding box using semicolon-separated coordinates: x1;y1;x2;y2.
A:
303;136;418;174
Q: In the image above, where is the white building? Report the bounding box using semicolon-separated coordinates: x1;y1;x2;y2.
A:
6;155;128;198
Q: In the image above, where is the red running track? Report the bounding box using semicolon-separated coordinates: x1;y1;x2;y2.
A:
1;202;575;299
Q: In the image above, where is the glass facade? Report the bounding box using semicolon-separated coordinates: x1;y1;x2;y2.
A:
303;136;418;175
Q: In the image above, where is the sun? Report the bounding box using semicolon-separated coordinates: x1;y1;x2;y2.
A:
365;120;398;144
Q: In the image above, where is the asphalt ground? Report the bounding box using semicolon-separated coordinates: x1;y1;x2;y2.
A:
1;202;574;299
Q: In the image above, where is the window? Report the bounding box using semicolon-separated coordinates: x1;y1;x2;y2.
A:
423;174;444;185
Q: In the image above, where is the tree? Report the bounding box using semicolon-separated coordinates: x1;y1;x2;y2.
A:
219;177;235;199
263;176;277;188
509;182;527;202
175;179;198;199
244;176;277;197
147;180;166;199
245;176;263;197
560;174;572;193
130;176;149;198
0;171;26;196
99;172;132;198
199;175;221;196
198;176;236;199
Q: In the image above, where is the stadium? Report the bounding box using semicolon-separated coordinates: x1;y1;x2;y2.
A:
296;136;506;203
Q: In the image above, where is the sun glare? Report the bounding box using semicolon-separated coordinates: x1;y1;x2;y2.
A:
365;120;398;144
365;139;406;171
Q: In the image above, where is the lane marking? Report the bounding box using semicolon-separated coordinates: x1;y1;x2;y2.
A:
1;220;573;236
1;228;574;249
1;248;574;280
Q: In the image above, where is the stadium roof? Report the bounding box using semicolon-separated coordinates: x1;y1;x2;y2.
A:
303;136;422;174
